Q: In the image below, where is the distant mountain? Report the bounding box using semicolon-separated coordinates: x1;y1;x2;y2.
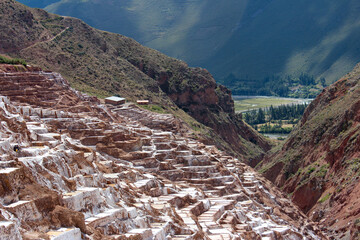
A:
16;0;58;8
17;0;360;85
257;64;360;239
0;0;270;161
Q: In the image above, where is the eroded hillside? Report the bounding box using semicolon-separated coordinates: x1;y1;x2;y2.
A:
0;0;270;162
258;64;360;239
0;64;326;239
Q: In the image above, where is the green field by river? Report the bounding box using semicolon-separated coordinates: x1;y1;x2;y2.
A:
233;96;312;112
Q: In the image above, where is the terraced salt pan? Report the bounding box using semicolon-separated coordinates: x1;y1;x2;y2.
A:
63;187;103;216
47;228;81;240
0;72;325;240
0;167;19;174
0;221;21;240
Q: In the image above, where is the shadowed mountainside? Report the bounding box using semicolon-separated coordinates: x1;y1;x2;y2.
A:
18;0;360;84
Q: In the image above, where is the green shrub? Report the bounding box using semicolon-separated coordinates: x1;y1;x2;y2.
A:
307;166;316;174
0;55;27;66
316;164;329;178
318;193;331;203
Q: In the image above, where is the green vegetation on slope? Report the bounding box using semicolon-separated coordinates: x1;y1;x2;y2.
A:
17;0;360;86
0;55;26;66
40;0;248;66
256;64;360;225
208;0;360;83
220;73;324;98
138;104;167;114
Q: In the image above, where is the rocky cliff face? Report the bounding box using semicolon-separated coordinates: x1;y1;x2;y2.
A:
0;64;325;239
258;64;360;239
122;52;271;160
0;0;269;161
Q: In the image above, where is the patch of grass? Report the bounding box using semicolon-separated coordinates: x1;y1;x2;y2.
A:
70;81;109;99
258;164;272;174
318;193;331;203
307;167;316;174
0;55;27;66
234;97;303;112
190;122;203;132
316;164;329;178
349;158;360;172
40;16;64;23
295;167;303;175
139;104;167;114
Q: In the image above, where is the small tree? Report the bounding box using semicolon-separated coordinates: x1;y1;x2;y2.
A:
257;108;266;124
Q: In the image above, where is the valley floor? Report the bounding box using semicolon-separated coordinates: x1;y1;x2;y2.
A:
233;96;311;113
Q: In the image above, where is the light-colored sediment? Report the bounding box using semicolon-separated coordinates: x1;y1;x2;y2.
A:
0;67;327;239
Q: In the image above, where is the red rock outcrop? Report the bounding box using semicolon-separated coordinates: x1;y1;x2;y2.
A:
128;58;271;162
259;63;360;239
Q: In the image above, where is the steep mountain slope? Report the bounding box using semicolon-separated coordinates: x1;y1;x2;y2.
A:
0;0;270;161
258;64;360;239
18;0;360;83
19;0;249;66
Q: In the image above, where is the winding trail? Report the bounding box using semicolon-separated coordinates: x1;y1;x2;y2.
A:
22;27;70;51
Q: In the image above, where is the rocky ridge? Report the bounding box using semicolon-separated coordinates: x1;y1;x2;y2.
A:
0;65;326;239
258;64;360;239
